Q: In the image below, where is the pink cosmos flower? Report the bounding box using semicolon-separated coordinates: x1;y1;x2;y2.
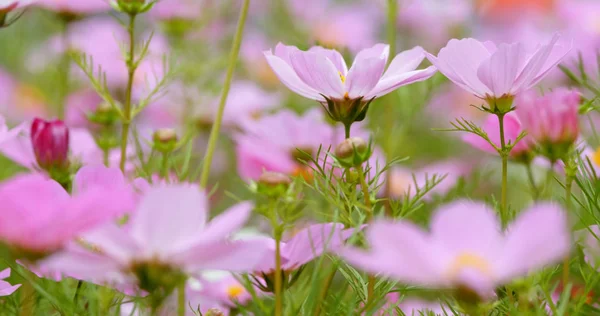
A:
43;185;267;288
264;43;436;103
197;273;262;308
0;269;20;296
342;200;570;298
235;109;335;180
0;169;133;257
426;34;571;102
463;112;532;159
35;0;110;14
253;223;357;273
516;88;581;145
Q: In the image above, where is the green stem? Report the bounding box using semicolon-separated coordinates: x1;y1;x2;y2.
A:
103;149;110;167
386;0;397;59
497;113;508;224
525;162;539;200
344;122;351;139
19;282;34;316
274;228;283;316
563;171;575;287
199;0;250;188
313;267;337;316
544;162;556;198
356;166;375;304
160;152;170;180
177;281;186;316
119;13;138;172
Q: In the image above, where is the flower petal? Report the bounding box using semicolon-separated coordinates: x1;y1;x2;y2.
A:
308;46;348;75
289;50;346;99
382;46;426;78
477;42;526;96
196;201;253;244
264;52;324;101
345;57;386;99
364;66;437;99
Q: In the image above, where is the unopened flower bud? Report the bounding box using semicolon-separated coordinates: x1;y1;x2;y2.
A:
88;102;119;127
153;128;178;153
205;308;225;316
257;171;291;197
322;96;373;127
31;118;70;171
112;0;154;14
334;137;371;168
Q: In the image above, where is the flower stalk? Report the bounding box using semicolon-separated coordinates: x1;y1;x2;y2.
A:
119;12;138;172
274;226;283;316
199;0;250;188
497;112;508;224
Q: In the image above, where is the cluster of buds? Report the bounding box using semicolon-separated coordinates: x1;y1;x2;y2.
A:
516;88;581;162
333;137;373;169
110;0;154;15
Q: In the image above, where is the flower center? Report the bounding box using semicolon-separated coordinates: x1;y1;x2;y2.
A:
338;71;346;84
446;253;493;280
592;147;600;167
226;284;245;299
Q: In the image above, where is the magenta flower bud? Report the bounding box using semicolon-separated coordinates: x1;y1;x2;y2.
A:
30;118;70;170
516;88;580;161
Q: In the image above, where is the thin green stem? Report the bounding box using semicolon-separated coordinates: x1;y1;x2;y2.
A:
103;149;110;167
563;170;575;287
525;162;539;200
160;152;170;180
19;282;34;316
344;122;351;139
119;13;138;172
544;162;556;198
199;0;250;188
313;267;337;316
177;281;186;316
57;19;71;120
356;165;375;304
497;113;508;223
386;0;397;59
274;228;283;316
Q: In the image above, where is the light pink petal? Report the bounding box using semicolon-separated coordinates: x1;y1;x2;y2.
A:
130;185;208;256
430;200;502;257
0;282;20;296
429;38;493;97
72;165;128;195
345;57;386;99
498;203;570;282
308;46;348;75
512;34;566;94
342;220;441;285
477;42;526;96
177;239;269;272
382;46;426;78
283;223;347;268
351;44;390;66
0;268;9;279
365;66;437;99
39;245;123;281
289;51;345;99
83;224;139;264
195;202;253;244
0;132;36;169
264;53;324;101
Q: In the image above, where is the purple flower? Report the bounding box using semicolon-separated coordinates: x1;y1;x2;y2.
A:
30;118;69;170
341;200;570;299
426;34;570;111
264;43;436;103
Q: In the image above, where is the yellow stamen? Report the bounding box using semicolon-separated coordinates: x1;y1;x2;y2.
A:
338;71;346;84
226;284;245;299
592;147;600;167
446;253;493;280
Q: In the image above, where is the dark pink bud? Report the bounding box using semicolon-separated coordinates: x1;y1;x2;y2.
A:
30;118;70;170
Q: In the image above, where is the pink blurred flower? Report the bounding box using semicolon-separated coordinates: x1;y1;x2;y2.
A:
0;269;20;296
427;85;488;124
149;0;203;20
384;160;472;200
579;225;600;269
30;118;69;170
0;115;26;144
64;90;103;128
0;170;133;257
516;88;581;145
253;223;357;273
235;109;335;180
35;0;110;14
43;185;267;287
198;273;261;308
376;292;446;315
264;43;436;103
463;112;532;159
426;34;570;103
342;200;570;299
